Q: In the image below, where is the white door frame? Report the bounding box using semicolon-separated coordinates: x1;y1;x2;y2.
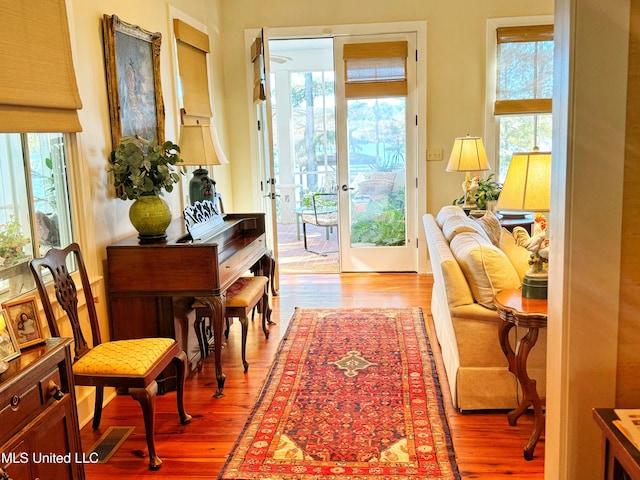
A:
244;21;428;273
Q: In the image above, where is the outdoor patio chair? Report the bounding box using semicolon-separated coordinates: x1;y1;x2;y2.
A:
301;192;338;256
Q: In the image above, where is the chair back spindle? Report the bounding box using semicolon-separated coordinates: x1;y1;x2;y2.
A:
30;243;101;361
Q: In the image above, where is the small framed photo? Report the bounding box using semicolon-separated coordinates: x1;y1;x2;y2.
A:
1;297;45;349
0;309;20;363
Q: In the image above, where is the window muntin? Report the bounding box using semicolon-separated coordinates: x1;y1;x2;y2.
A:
0;133;73;303
497;115;552;181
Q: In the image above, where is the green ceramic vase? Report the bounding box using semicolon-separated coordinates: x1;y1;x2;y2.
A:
129;195;172;241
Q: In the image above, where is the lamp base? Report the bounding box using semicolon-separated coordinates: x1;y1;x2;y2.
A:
189;167;216;205
522;274;548;299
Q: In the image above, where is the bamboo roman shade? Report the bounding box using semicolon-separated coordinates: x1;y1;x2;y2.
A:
174;18;212;121
494;25;554;115
343;41;408;99
0;0;83;132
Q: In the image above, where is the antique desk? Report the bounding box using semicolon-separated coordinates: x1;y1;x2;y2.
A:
495;288;548;460
0;338;84;480
107;210;269;398
593;408;640;479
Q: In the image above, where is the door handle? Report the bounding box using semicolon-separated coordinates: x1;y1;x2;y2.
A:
341;184;354;191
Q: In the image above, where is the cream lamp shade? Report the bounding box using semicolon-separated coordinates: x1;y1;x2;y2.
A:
179;124;229;205
497;149;552;299
447;135;490;208
496;150;551;212
178;124;230;167
446;135;490;173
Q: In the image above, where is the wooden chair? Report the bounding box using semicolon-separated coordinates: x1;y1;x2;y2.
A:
193;275;272;372
29;243;191;470
301;192;338;255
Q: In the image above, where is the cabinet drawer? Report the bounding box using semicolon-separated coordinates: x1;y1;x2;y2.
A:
0;367;61;445
39;368;63;404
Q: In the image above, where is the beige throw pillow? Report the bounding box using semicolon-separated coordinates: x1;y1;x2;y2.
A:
450;232;522;309
473;211;502;247
435;205;466;228
442;215;490;243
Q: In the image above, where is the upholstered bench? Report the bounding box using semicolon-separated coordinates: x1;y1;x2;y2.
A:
193;275;272;372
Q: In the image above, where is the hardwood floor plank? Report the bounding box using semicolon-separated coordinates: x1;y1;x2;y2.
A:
80;273;543;479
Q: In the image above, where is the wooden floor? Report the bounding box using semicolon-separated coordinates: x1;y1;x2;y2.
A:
80;273;544;479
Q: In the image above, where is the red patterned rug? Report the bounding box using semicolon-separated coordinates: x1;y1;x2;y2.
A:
220;307;460;479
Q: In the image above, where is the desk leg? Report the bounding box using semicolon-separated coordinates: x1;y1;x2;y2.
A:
197;294;226;398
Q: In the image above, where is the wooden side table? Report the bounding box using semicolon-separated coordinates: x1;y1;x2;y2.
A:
495;288;548;460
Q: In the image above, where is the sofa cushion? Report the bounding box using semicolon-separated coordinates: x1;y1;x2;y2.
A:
442;214;490;243
436;205;466;228
473;211;502;247
499;227;532;280
450;232;522;309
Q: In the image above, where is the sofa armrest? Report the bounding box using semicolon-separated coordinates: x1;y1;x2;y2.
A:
450;303;501;323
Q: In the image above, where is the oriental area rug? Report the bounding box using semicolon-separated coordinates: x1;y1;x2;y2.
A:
219;307;460;480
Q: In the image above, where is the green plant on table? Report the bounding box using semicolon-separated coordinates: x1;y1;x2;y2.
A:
109;136;185;200
453;173;502;210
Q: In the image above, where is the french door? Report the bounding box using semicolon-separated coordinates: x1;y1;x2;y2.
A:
334;34;418;272
256;29;419;273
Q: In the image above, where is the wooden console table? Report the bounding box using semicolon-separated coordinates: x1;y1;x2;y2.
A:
495;288;547;460
593;408;640;479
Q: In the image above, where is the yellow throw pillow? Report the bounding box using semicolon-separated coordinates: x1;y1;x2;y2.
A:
450;232;522;309
499;227;532;280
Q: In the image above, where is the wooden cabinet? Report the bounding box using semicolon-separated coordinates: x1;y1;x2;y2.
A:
0;338;84;480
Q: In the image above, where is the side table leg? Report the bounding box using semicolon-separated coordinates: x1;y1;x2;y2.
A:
515;327;544;460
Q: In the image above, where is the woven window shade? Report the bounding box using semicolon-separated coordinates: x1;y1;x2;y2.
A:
495;24;554;115
344;41;408;99
0;0;82;132
174;19;212;119
497;25;554;44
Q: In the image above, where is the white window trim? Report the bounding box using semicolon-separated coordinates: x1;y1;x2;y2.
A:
484;15;554;172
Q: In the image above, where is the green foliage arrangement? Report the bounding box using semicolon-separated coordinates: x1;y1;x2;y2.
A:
350;189;406;246
0;216;30;266
453;173;502;210
109;136;185;201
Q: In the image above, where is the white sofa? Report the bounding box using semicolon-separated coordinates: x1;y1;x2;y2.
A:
423;205;546;411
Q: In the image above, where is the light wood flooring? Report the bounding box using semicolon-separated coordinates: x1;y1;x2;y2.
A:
80;273;544;479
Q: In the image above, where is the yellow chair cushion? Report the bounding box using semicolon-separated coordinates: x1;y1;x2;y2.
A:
73;338;175;377
226;276;268;307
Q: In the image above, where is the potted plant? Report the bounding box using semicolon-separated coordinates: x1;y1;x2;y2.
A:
473;174;502;210
0;216;30;267
453;173;502;211
109;136;185;241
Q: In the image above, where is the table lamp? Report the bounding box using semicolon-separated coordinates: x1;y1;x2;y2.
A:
496;149;552;299
446;135;490;208
179;123;230;205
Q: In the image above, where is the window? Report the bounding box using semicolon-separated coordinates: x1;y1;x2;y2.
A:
0;133;73;304
492;24;554;182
